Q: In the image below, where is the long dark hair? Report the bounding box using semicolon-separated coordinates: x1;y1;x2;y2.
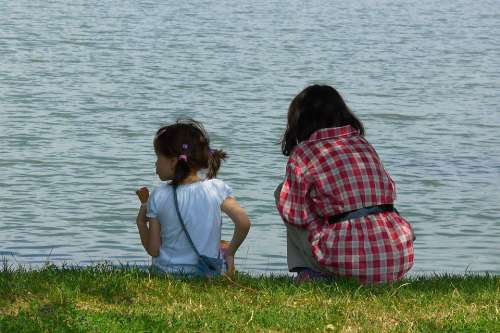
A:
154;118;227;186
281;85;365;156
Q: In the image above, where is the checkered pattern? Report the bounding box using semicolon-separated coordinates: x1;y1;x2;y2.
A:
278;125;414;283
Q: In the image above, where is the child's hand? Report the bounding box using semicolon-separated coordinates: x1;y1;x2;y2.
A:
224;254;235;276
220;240;235;276
136;187;149;204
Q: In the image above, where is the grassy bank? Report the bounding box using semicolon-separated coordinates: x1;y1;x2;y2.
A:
0;264;498;332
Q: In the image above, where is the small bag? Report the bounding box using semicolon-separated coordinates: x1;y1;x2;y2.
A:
197;255;223;277
173;185;223;277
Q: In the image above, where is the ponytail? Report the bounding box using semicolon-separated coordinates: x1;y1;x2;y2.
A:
171;157;191;186
207;149;227;179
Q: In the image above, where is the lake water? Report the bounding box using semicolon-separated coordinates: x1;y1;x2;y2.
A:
1;0;499;275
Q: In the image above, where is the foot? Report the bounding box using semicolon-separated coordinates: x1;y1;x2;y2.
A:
294;268;330;283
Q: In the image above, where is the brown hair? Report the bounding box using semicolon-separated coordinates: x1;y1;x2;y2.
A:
154;118;227;186
281;85;365;156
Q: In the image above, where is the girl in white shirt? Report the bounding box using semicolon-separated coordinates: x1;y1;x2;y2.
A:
135;118;251;275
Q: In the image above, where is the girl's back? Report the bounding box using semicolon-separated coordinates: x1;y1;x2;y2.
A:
147;179;232;273
289;125;396;218
277;85;414;283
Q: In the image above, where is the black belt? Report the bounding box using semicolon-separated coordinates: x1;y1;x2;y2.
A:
328;204;396;224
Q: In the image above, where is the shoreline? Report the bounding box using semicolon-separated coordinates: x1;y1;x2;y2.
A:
1;258;499;277
1;264;498;332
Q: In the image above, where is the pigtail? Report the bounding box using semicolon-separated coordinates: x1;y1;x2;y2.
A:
171;158;191;186
207;149;227;179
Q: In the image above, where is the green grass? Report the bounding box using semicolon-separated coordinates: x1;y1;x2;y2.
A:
0;263;498;332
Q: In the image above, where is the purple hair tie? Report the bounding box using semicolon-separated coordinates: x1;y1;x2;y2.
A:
182;144;189;150
178;154;188;162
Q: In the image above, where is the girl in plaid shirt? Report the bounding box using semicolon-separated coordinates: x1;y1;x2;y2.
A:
275;85;415;284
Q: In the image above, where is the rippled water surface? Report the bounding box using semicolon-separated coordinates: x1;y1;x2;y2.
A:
1;0;499;274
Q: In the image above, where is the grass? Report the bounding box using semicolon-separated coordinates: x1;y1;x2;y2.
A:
0;263;498;332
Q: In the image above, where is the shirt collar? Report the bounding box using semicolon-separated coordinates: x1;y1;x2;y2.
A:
307;125;360;142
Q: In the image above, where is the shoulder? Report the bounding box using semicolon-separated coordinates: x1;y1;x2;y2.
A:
203;178;232;191
203;179;234;202
150;183;173;202
204;178;227;186
290;141;320;165
147;183;172;218
287;142;318;175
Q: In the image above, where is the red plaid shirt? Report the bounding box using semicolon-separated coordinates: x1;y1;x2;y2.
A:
278;125;414;283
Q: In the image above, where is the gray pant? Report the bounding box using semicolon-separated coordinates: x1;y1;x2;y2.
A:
286;223;333;273
275;183;330;273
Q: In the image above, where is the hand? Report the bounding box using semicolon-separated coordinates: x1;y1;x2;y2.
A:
136;187;149;204
220;240;235;275
224;254;235;276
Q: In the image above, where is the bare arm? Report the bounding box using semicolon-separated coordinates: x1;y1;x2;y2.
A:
221;197;251;257
136;205;161;257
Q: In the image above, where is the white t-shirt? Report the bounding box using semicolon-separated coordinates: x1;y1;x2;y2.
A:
146;179;233;273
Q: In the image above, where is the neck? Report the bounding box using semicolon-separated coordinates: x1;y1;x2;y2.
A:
180;171;201;185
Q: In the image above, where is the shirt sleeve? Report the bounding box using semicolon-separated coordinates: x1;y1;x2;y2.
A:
146;186;164;219
277;156;315;227
211;179;234;206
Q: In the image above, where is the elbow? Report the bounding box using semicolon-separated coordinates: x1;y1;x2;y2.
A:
234;216;251;236
242;217;251;233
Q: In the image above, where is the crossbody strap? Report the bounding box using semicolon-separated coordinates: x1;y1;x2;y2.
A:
172;185;220;260
173;185;202;258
